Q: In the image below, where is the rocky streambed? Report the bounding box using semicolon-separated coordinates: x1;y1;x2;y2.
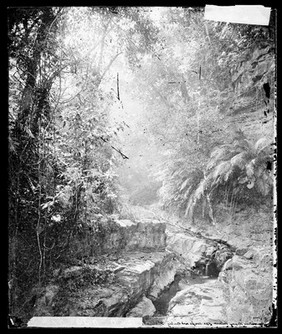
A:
31;217;274;327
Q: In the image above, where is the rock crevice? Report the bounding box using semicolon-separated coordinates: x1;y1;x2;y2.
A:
33;217;271;326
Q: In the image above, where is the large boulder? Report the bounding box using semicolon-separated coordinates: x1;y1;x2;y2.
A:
219;252;274;325
126;296;156;317
166;232;216;268
33;285;60;316
166;231;233;277
213;243;234;270
165;279;227;326
148;253;185;300
243;246;273;269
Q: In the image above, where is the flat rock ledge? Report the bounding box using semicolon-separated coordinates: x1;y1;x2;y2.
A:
33;251;185;317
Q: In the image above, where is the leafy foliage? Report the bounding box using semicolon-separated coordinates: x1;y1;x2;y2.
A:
8;6;275;324
158;165;203;214
8;7;64;319
127;7;275;223
186;131;274;222
8;6;160;321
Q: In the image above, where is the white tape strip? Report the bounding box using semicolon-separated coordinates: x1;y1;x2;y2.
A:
28;316;143;328
204;5;271;26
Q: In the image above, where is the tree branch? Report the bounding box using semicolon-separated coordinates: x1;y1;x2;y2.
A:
100;52;122;82
99;136;129;159
117;72;120;100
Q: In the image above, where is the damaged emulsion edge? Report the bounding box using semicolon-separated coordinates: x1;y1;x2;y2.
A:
203;5;276;329
271;11;277;326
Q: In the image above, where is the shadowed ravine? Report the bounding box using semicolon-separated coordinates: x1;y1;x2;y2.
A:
29;215;274;327
152;273;215;316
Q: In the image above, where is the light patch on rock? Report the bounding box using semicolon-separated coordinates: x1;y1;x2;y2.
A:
116;219;137;227
126;296;156;317
167;280;227;325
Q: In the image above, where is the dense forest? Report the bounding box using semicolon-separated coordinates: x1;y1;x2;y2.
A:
8;6;276;327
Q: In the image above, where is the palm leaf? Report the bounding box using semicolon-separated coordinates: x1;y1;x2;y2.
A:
256;177;272;196
185;173;217;220
207;146;232;170
185;198;194;219
209;145;230;159
193;179;206;201
180;178;190;191
256;178;264;194
230;151;249;169
184;185;193;199
203;172;214;190
255;165;265;178
223;167;234;182
246;159;256;178
233;138;252;152
171;167;185;178
211;161;232;186
184;178;207;218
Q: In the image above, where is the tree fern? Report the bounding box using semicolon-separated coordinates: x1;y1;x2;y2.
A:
186;133;274;222
159;164;203;213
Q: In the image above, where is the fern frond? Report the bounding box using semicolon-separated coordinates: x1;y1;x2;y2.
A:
256;178;270;196
254;137;271;154
211;161;232;185
184;178;206;218
193;178;206;201
223;167;234;182
246;159;256;178
184;196;194;219
171;167;185;178
207;146;232;170
180;178;190;191
230;151;250;169
233;138;252;152
255;165;265;178
184;185;193;199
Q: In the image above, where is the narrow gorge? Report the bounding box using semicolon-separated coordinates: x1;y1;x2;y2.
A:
31;213;274;327
8;6;276;329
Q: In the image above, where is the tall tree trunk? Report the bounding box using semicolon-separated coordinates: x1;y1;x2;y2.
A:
97;18;112;70
9;7;57;315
